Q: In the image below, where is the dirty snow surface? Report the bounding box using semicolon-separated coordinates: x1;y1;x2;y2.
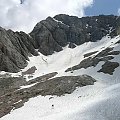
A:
1;35;120;120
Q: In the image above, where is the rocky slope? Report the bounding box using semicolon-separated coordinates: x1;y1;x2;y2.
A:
65;46;120;75
30;14;120;55
0;14;120;72
0;73;96;118
0;28;38;72
0;14;120;120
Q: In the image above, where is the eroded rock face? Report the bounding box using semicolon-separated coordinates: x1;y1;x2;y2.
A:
0;28;38;72
98;61;119;75
30;14;120;55
0;15;120;72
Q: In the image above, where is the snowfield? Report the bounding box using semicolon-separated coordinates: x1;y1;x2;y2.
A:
1;35;120;120
10;35;120;81
1;82;120;120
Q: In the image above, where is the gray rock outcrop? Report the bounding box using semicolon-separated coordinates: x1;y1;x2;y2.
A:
65;47;120;75
0;74;96;118
0;28;38;72
30;14;120;55
0;14;120;72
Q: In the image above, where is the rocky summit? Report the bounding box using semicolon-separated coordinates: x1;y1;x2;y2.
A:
0;14;120;73
0;14;120;120
30;14;120;55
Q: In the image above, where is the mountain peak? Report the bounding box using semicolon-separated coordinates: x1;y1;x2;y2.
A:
0;14;120;72
0;14;120;119
30;14;120;55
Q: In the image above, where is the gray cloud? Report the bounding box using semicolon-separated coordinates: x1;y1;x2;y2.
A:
0;0;93;33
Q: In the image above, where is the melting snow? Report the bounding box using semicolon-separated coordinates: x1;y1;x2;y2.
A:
20;82;38;89
9;35;120;81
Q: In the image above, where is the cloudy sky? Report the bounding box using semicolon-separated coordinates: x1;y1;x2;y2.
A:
0;0;120;33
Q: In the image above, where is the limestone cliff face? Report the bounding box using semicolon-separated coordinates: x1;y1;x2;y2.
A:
0;27;38;72
30;14;120;55
0;14;120;72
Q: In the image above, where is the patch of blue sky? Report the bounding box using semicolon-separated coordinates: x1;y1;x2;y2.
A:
85;0;120;16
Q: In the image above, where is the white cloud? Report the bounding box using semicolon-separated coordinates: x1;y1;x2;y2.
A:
0;0;93;33
118;8;120;15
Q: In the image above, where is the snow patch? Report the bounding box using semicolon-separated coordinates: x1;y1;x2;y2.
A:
20;82;38;89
